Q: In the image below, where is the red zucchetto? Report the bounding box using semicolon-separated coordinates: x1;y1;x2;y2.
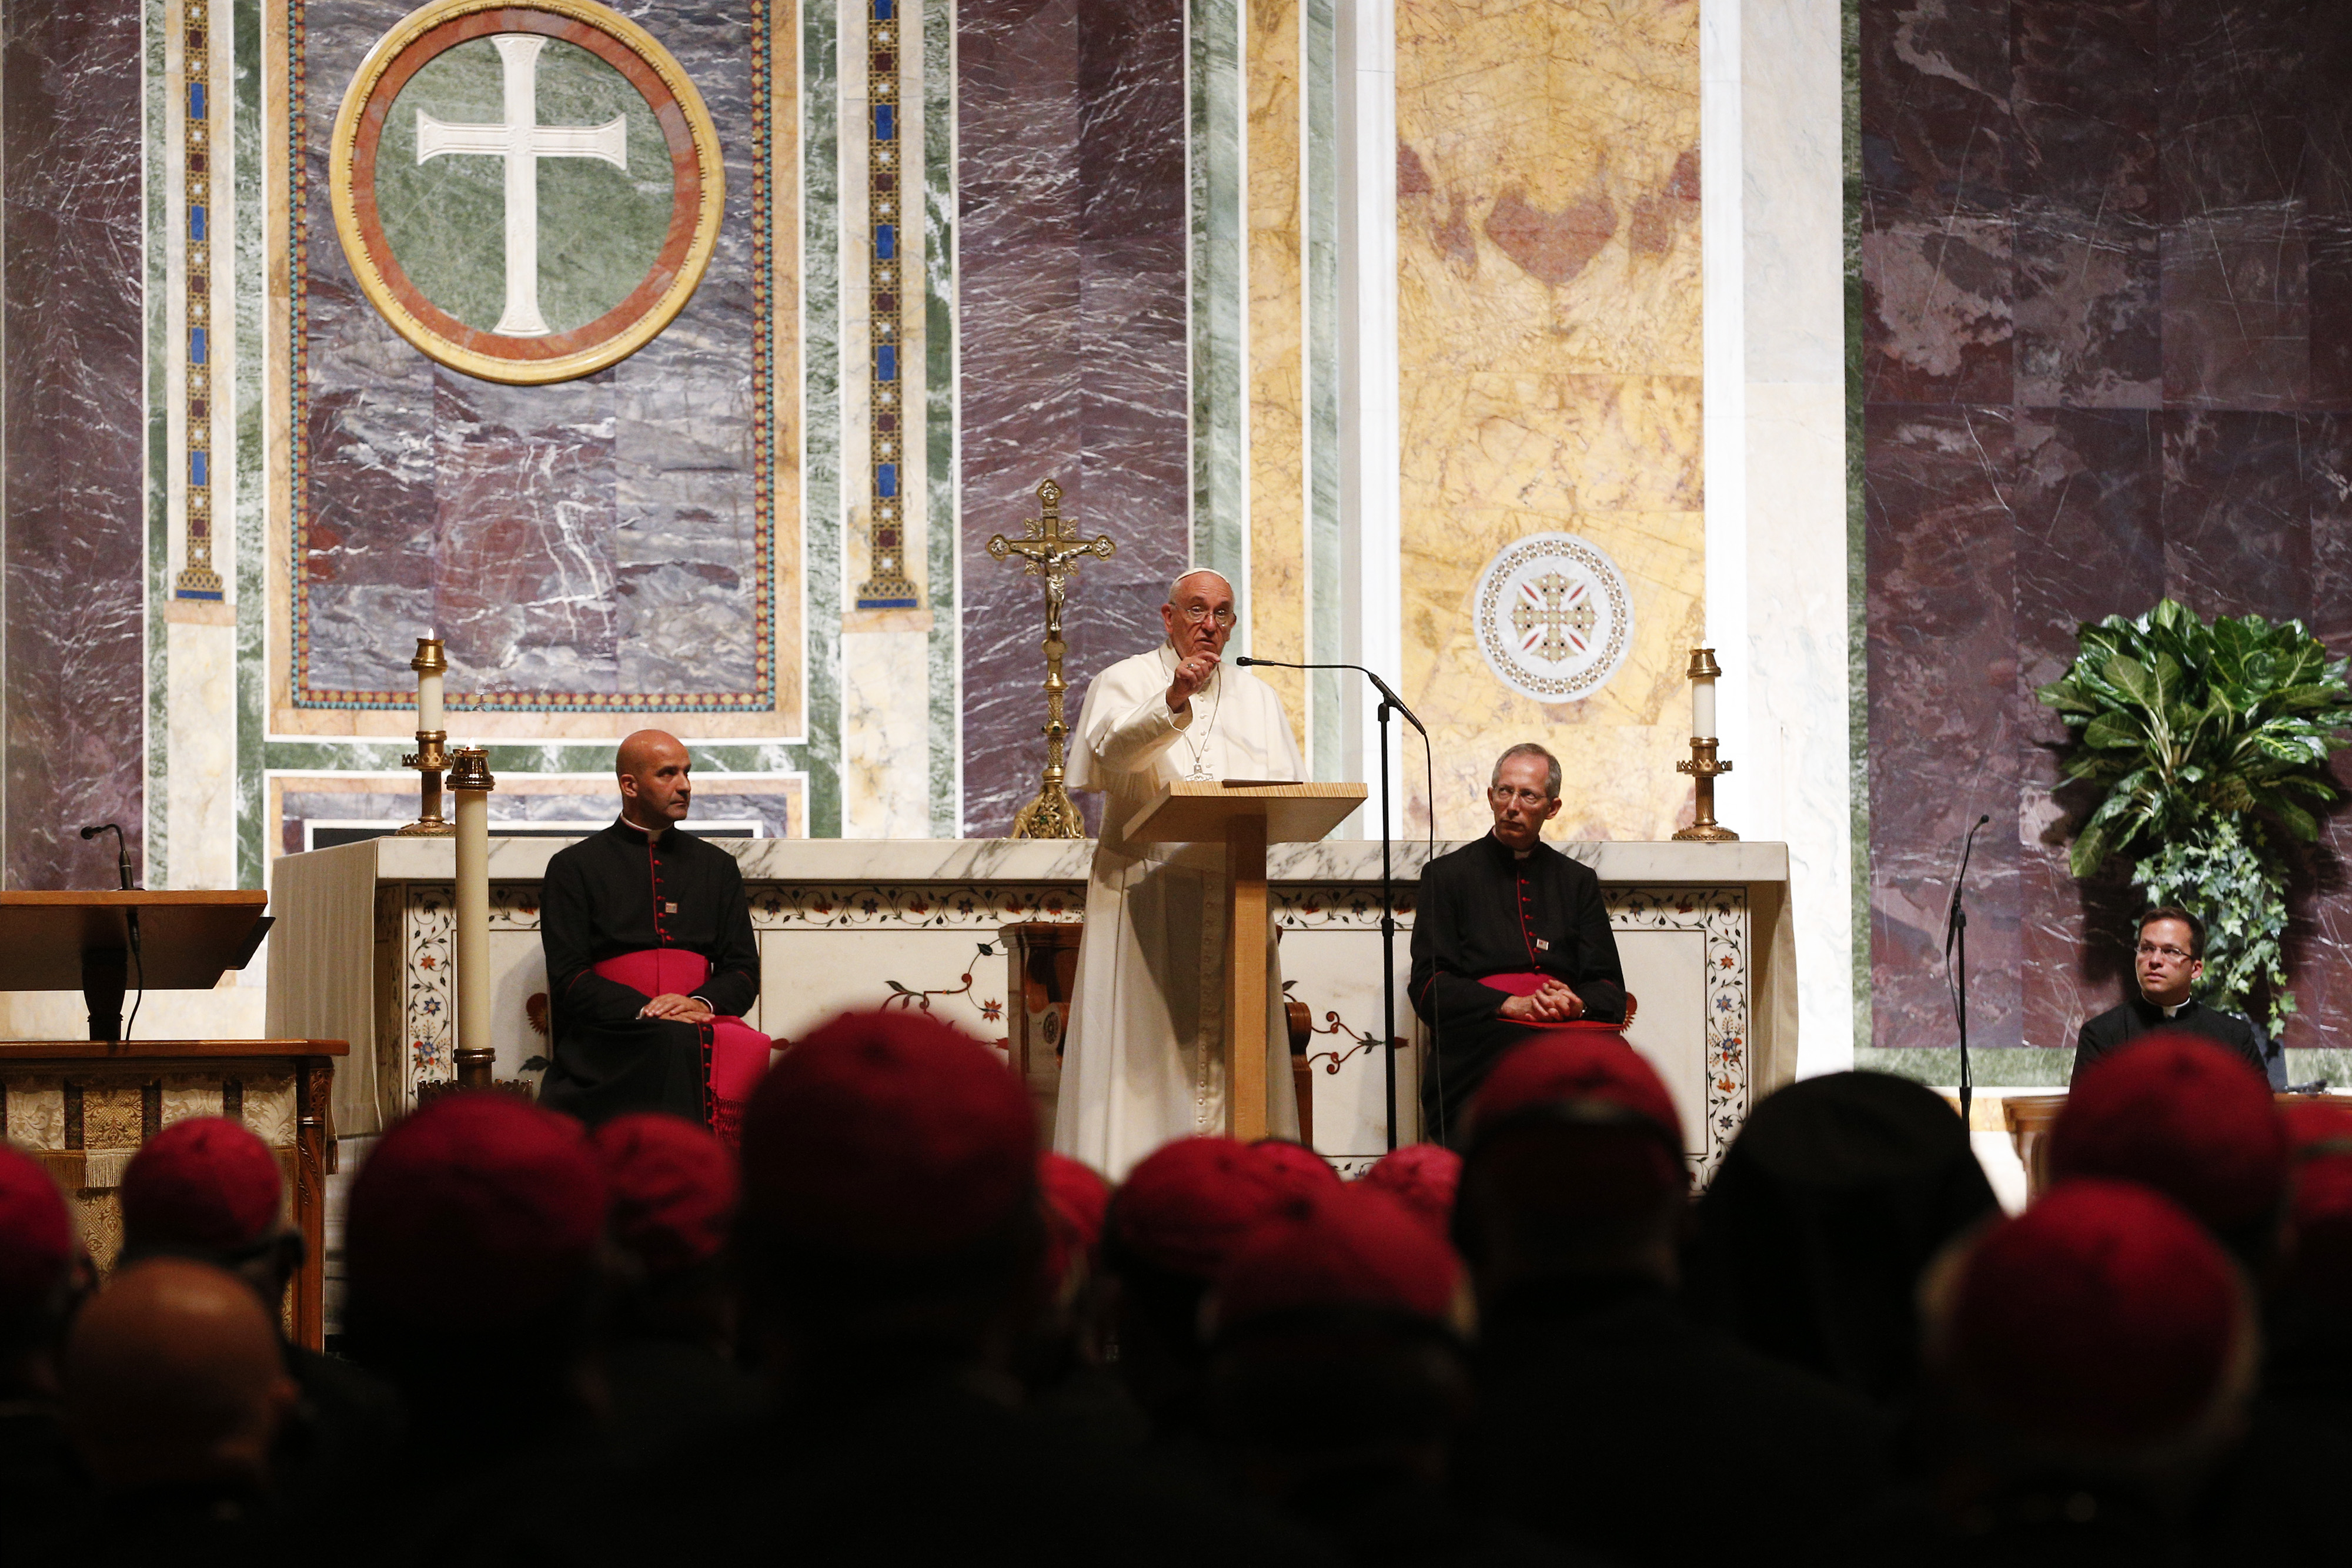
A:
0;1145;72;1325
1038;1151;1110;1294
1212;1182;1464;1332
346;1092;607;1327
738;1009;1035;1261
590;1112;738;1276
1108;1136;1300;1281
1468;1035;1683;1154
1358;1143;1462;1236
2049;1031;2287;1236
121;1117;283;1253
1942;1178;2250;1450
1250;1138;1342;1198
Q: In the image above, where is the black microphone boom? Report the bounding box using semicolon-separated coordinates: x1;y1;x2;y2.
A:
1945;813;1990;1126
1230;652;1419;1149
1232;656;1428;736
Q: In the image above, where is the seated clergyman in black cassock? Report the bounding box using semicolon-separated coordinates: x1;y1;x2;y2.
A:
537;730;771;1142
2070;905;2263;1082
1409;743;1625;1145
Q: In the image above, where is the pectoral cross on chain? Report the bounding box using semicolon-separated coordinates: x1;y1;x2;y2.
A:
986;480;1117;838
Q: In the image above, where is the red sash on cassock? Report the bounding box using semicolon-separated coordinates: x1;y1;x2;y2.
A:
592;948;773;1146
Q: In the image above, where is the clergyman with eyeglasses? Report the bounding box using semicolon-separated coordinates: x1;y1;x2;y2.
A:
1055;569;1307;1177
1406;743;1628;1146
2069;905;2264;1081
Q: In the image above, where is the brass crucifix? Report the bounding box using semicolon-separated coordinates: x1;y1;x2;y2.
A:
987;478;1116;838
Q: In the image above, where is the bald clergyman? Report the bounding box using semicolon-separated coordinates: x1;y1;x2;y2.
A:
538;731;772;1142
1057;570;1308;1178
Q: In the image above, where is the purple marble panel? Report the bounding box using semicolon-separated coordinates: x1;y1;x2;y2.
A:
2307;219;2352;409
2283;750;2352;1051
2013;203;2160;408
2308;412;2352;647
3;0;147;888
957;0;1188;835
2010;411;2163;1051
294;0;764;710
430;372;622;694
2153;0;2307;226
2160;205;2310;409
2010;0;2156;213
1858;0;2012;222
1866;407;2024;1053
2159;409;2313;622
1860;218;2014;406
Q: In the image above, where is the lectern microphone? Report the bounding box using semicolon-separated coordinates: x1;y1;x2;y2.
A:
1229;653;1428;1150
79;822;134;890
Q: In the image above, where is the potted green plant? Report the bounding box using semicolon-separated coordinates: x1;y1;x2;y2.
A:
2036;599;2352;1034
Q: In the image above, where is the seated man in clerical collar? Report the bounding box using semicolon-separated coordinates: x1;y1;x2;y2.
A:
2070;904;2265;1082
537;730;774;1143
1408;743;1626;1146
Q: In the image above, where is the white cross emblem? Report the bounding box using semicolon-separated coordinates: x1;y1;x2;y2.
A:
415;34;628;337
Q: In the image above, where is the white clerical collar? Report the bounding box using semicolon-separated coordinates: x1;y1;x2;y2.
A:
2160;998;2189;1018
615;814;669;842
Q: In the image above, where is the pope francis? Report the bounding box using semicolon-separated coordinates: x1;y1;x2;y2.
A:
1055;569;1307;1177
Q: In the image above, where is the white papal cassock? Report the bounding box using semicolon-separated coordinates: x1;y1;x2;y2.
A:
1056;643;1307;1177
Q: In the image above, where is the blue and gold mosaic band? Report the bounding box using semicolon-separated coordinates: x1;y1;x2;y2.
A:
175;0;223;601
854;0;916;610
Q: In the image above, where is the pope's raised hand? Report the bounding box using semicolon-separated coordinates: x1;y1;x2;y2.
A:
1167;653;1219;713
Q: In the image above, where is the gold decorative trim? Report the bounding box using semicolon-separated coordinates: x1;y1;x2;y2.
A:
326;0;726;385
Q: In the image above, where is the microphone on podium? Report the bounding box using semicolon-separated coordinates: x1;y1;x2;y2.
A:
79;823;134;890
1231;654;1425;1151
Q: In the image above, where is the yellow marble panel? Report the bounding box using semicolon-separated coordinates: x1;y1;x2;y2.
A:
1248;0;1306;721
1397;0;1702;839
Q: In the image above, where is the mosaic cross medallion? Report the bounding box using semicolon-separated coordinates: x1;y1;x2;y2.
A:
329;0;724;384
1472;533;1635;703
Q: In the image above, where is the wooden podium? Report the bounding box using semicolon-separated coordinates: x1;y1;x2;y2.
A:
0;891;341;1347
1124;782;1367;1139
0;890;273;1039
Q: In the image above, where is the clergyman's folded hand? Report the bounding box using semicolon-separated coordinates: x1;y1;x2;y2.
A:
1499;982;1585;1024
639;992;715;1024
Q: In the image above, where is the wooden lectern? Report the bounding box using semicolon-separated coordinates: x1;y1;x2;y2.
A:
0;890;273;1039
1124;782;1367;1139
0;891;345;1348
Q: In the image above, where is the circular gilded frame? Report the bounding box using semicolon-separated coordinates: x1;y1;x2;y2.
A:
328;0;725;385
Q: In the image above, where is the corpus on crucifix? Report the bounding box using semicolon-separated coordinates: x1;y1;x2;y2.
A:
987;478;1116;840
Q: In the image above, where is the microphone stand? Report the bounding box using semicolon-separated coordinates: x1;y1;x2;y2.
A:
1945;813;1989;1126
1234;656;1424;1149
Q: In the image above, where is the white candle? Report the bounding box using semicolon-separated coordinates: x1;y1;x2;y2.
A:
1692;672;1716;739
417;640;444;731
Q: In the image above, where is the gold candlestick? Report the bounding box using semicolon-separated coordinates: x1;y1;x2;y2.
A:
1672;647;1738;841
396;637;455;837
987;478;1116;839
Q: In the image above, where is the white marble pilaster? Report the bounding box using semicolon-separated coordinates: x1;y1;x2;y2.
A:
1702;0;1852;1076
1335;0;1397;839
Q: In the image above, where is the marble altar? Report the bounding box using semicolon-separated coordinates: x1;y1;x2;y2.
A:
269;835;1793;1174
